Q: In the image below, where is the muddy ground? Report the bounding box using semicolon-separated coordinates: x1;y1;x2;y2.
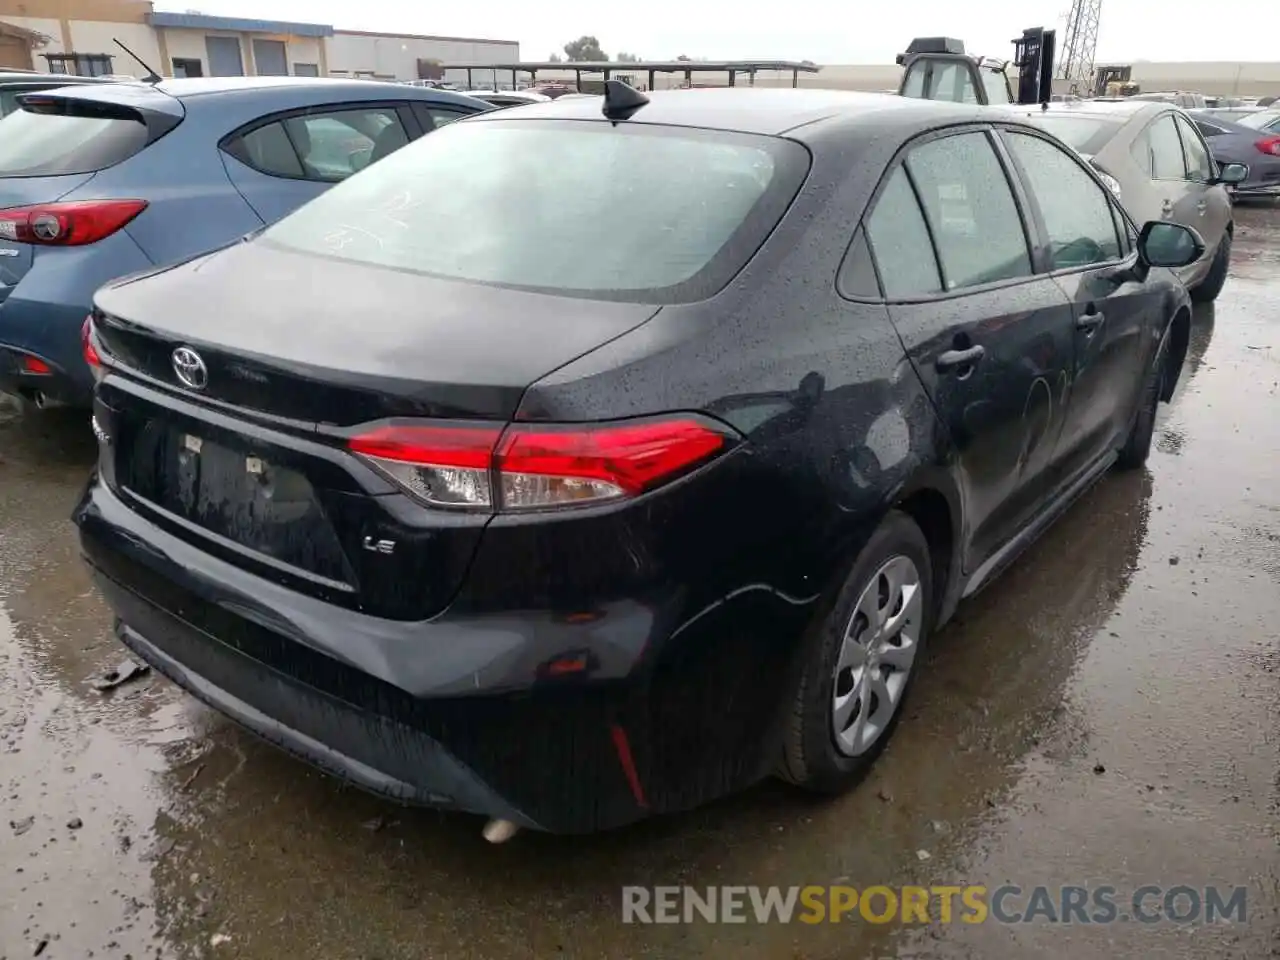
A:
1;207;1278;960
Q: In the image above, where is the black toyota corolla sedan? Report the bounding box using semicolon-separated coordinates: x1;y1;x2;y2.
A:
75;84;1202;837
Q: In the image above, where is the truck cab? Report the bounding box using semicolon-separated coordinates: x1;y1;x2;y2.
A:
896;28;1056;107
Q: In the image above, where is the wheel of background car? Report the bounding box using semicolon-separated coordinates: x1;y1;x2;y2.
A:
1117;325;1171;469
777;510;933;794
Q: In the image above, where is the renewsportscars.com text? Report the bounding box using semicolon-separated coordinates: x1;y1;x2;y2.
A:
621;884;1249;925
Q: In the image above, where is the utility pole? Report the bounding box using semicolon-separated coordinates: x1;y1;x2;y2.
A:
1059;0;1103;95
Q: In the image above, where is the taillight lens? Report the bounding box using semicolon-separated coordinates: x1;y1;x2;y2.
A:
349;416;738;512
82;315;104;379
1254;137;1280;157
0;199;147;246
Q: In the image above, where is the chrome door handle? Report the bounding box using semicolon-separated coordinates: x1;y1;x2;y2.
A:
1196;200;1208;215
1076;312;1105;332
1161;198;1174;218
936;345;986;373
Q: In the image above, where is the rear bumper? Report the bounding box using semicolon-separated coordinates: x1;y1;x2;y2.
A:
75;474;814;833
0;341;93;408
95;568;541;827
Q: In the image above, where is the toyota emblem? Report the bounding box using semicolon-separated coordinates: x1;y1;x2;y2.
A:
171;346;208;390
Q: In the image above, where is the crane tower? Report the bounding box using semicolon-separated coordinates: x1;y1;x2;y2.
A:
1058;0;1102;94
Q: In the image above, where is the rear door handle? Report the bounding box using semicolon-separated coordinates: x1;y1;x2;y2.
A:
1161;198;1174;218
936;345;985;372
1077;311;1105;332
1196;200;1208;215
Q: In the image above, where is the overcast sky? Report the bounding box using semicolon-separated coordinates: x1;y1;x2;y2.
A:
172;0;1275;64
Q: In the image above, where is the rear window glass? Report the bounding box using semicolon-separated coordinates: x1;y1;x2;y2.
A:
1026;115;1124;155
259;118;809;303
0;100;149;176
1239;110;1280;131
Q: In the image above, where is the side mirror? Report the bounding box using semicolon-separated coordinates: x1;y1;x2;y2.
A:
1213;162;1249;186
1137;221;1205;269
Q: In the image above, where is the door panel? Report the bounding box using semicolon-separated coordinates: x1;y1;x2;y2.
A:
1005;129;1156;479
864;130;1076;572
889;284;1076;571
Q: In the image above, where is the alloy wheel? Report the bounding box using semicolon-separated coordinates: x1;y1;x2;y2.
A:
831;555;924;757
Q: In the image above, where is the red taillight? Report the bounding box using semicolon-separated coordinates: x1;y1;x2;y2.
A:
1255;137;1280;157
0;199;147;246
19;355;52;375
82;315;103;371
348;417;736;512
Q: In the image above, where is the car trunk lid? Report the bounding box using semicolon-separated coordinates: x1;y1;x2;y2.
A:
91;241;661;620
93;240;660;425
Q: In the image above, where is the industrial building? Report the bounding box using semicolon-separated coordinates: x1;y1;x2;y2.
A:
0;0;517;80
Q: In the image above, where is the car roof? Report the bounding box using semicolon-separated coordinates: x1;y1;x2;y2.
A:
20;75;488;112
470;87;1012;137
0;71;112;85
1030;99;1166;120
148;75;482;105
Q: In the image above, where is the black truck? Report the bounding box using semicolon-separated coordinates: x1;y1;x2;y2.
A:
895;27;1056;107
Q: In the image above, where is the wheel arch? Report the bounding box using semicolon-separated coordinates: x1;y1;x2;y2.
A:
1162;304;1192;402
890;467;965;629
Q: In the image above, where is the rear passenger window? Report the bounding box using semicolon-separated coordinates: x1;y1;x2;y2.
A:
1005;132;1121;269
224;106;411;182
1132;115;1186;180
1174;114;1213;181
838;227;881;298
905;132;1032;290
229;121;304;177
865;166;942;298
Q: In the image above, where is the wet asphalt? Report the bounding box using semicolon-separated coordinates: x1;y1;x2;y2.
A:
2;207;1278;960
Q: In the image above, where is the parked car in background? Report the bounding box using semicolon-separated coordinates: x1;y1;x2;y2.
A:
1188;110;1280;198
0;70;117;118
0;77;488;410
1130;91;1209;110
1006;99;1246;302
465;89;550;109
77;87;1203;836
1236;108;1280;135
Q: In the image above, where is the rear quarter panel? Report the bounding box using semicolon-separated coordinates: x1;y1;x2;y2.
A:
513;121;951;608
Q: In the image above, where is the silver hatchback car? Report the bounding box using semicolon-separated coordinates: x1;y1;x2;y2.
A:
1004;99;1248;302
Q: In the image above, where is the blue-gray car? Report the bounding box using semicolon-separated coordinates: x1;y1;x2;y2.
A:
0;76;487;408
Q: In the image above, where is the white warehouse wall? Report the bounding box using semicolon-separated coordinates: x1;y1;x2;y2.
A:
1;15;64;55
324;31;518;80
67;20;159;73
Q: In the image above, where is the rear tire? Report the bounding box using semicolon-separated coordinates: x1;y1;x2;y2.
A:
777;510;933;795
1190;230;1231;304
1117;330;1170;470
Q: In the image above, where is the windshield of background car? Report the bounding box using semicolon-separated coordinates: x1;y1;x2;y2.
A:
1026;115;1125;155
1238;110;1280;131
259;118;811;303
0;99;149;176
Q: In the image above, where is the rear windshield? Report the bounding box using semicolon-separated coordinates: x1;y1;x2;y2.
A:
0;99;148;177
259;118;810;303
1238;110;1280;131
1025;115;1125;155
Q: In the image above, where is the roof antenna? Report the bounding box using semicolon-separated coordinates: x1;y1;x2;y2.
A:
602;78;649;123
113;37;162;84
